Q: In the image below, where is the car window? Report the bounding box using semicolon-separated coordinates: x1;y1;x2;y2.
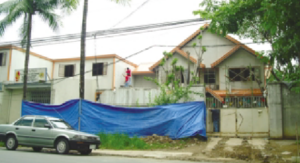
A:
14;119;23;126
33;118;49;128
50;120;73;130
16;117;34;127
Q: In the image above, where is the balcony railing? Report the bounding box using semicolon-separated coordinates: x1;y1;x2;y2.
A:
206;96;266;108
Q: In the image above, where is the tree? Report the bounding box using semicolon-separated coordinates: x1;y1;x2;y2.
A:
0;0;79;100
79;0;129;99
145;52;204;106
194;0;300;91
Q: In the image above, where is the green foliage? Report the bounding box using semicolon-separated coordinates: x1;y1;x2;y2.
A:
195;0;300;92
98;133;149;150
0;142;4;147
144;54;203;106
97;133;189;150
192;42;197;47
202;46;207;53
267;67;300;93
197;34;203;39
0;0;79;47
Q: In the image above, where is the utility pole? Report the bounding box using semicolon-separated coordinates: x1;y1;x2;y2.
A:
187;51;191;84
79;0;88;99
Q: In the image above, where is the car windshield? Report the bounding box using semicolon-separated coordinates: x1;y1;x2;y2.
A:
50;120;73;130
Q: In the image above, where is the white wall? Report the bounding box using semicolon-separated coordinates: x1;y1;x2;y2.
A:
8;49;53;81
181;31;236;68
52;78;98;104
218;49;265;90
207;108;269;137
53;58;114;90
115;59;135;88
133;74;157;88
0;49;10;82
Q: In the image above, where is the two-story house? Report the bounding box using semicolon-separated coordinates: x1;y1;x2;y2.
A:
0;45;136;123
130;24;266;109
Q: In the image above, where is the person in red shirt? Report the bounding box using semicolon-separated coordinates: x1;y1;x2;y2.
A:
126;68;131;86
123;73;129;87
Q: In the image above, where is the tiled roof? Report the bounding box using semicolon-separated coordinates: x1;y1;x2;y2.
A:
132;71;154;75
205;87;224;102
148;23;258;71
210;45;240;68
213;89;263;97
149;48;206;70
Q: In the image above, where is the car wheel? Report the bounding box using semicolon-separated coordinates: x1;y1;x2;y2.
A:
5;135;18;150
32;147;43;152
55;138;69;154
79;149;92;155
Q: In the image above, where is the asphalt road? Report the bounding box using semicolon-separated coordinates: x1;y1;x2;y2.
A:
0;148;220;163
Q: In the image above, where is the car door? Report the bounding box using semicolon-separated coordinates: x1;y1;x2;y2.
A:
31;118;56;147
14;117;35;145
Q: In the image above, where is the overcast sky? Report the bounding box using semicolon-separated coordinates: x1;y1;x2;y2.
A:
0;0;271;64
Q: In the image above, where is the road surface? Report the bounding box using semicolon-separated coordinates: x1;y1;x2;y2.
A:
0;148;222;163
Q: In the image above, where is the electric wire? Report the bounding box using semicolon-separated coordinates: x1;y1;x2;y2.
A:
0;18;206;46
50;41;268;85
111;0;151;28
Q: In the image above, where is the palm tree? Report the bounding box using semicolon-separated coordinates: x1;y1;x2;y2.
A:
79;0;129;99
0;0;79;100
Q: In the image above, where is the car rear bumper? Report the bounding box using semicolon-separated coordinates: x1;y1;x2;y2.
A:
69;140;101;150
0;133;5;142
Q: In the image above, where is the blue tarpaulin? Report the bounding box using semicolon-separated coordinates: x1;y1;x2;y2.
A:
22;100;206;139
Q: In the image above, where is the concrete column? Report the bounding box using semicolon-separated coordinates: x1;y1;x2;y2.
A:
267;83;283;139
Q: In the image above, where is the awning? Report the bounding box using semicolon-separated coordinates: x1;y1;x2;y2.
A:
4;82;51;90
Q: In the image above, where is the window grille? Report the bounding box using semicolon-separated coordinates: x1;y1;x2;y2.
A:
228;68;259;81
58;64;75;77
27;89;51;104
204;69;216;84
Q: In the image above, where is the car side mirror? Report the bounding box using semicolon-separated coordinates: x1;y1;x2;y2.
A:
44;124;52;128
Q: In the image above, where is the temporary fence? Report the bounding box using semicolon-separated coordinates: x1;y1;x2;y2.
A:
22;99;207;139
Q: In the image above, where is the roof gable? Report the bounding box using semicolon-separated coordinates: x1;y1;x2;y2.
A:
149;23;258;70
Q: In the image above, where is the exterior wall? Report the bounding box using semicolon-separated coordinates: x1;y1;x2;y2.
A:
181;31;236;68
207;108;269;137
268;82;300;139
217;49;265;90
158;52;191;83
114;59;135;88
0;49;10;82
8;49;53;81
267;83;283;139
133;74;158;88
101;85;205;106
53;58;114;90
52;78;97;104
0;89;23;124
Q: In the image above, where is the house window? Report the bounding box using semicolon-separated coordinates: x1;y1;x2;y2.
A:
58;64;75;77
204;69;216;84
0;52;7;66
229;68;258;81
27;89;51;104
92;62;107;76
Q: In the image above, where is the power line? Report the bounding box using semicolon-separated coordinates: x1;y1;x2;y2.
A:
50;41;267;85
111;0;151;28
0;18;206;46
27;22;206;47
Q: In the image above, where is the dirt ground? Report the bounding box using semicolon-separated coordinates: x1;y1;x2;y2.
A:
142;135;300;163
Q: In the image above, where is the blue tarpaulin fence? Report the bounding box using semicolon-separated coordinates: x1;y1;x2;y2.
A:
22;100;206;139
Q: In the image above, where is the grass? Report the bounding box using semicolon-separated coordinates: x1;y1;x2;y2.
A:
97;133;189;150
0;142;4;147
